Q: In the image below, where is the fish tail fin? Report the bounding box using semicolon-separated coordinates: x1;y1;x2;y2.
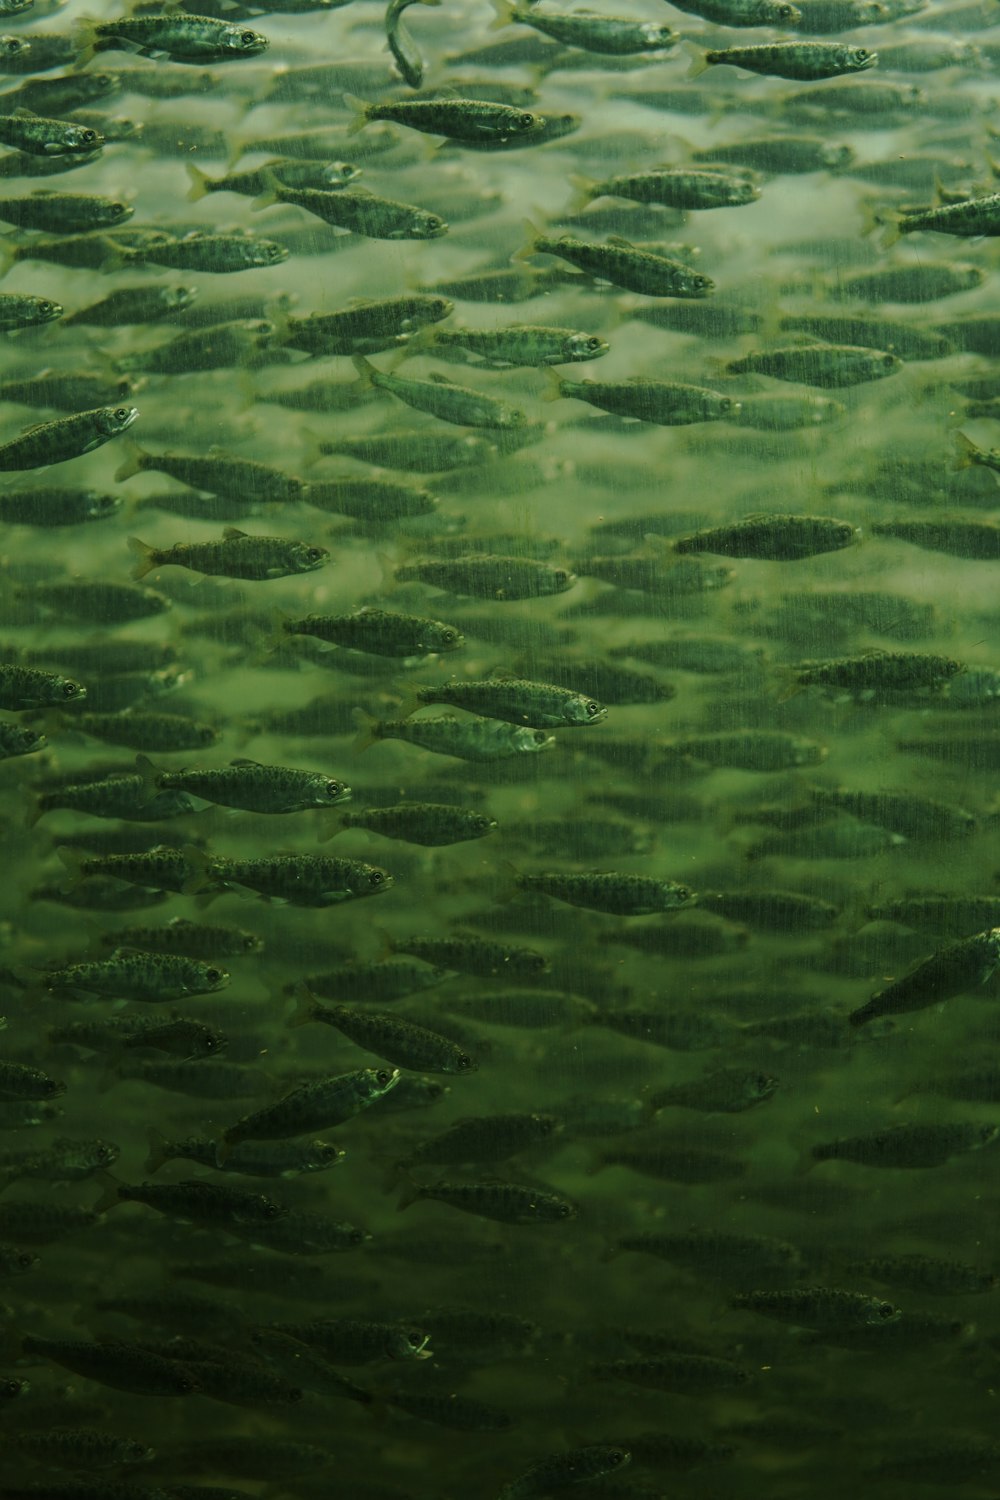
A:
180;843;214;897
214;1134;236;1167
351;352;376;387
250;166;283;214
92;1170;123;1215
489;0;515;28
343;93;372;136
878;216;902;250
184;163;212;203
953;430;979;471
351;706;380;754
114;437;147;482
133;752;161;803
54;844;87;891
316;813;345;844
144;1126;171;1175
396;1174;421;1212
566;172;597;214
126;536;158;581
69;18;97;66
287;983;318;1028
682;38;709;77
511;217;544;264
541;368;564;404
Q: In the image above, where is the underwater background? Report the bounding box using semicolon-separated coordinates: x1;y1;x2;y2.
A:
0;0;999;1495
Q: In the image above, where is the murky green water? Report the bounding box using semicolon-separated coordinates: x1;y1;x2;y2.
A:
0;0;999;1496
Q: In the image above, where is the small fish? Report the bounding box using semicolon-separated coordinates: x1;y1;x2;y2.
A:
691;40;877;79
400;1178;577;1224
398;1112;562;1170
282;294;452;356
553;373;737;425
281;608;463;657
0;114;103;158
844;1253;995;1296
347;94;544;143
731;1288;900;1329
674;514;857;561
726;344;901;386
87;13;269;60
515;870;694;915
292;995;478;1074
355;709;553;761
0;662;86;709
811;1121;999;1168
522;225;714;297
62;282;198;326
222;1066;401;1146
668;0;800;23
259;179;447;240
35;770;193;823
386;0;440;86
190;849;392;907
572;166;760;210
0;404;137;471
129;528;328;582
0;291;63;330
496;0;675;52
648;1068;778;1113
335;802;497;846
499;1445;631;1498
136;230;289;274
17;1335;198;1397
792;650;963;701
353;354;525;429
413;323;609;368
882;192;1000;243
0;1061;66;1101
387;933;547;980
394;553;574;599
850;928;1000;1026
408;676;605;728
135;756;350;815
0;190;131;235
39;949;229;1003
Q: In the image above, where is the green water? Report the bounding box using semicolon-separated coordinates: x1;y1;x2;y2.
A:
0;0;999;1496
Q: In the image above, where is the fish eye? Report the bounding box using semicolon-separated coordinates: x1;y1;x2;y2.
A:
776;2;796;14
608;1450;628;1466
368;870;385;887
205;968;223;985
533;731;548;744
375;1069;393;1087
324;780;344;798
305;547;325;562
585;701;601;717
240;29;258;43
585;336;602;350
114;407;130;421
876;1302;896;1319
882;354;896;366
80;129;98;145
517;112;536;129
62;680;81;698
457;1053;475;1071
